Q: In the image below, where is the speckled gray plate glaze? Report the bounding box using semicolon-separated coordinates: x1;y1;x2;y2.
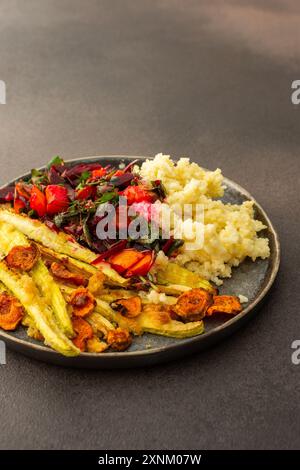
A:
0;156;280;368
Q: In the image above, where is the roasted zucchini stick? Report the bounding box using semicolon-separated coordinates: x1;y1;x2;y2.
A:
37;244;129;286
0;281;7;294
156;263;214;293
0;221;74;338
22;314;43;341
98;289;138;303
94;296;205;339
0;211;129;286
0;220;29;252
31;260;74;338
0;210;96;263
155;284;192;296
0;261;79;356
94;300;142;335
61;284;203;338
137;305;205;338
86;311;115;336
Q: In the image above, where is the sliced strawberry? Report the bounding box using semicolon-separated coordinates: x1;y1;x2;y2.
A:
75;186;96;200
45;185;69;215
119;186;154;205
125;251;154;277
15;182;32;201
91;168;106;179
30;185;47;217
14;198;26;214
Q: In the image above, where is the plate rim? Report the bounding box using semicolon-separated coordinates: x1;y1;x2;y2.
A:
0;155;280;364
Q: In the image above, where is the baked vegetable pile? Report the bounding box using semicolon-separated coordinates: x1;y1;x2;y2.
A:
0;210;242;356
0;157;243;357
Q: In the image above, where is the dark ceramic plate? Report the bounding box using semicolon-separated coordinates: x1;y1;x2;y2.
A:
0;156;280;368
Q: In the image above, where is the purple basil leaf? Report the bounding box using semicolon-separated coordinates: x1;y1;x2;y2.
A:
90;240;108;254
0;185;15;203
92;240;128;261
62;163;103;179
162;238;174;254
123;159;139;173
65;185;76;201
52;163;65;174
110;173;134;188
47;166;65;184
132;243;149;252
64;223;83;237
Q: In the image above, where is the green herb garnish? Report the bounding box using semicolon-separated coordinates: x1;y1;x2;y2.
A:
47;156;64;169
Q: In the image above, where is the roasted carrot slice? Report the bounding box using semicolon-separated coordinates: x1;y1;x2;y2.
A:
109;249;144;274
50;262;87;287
125;251;154;277
69;287;96;317
111;296;142;318
206;295;242;316
0;292;24;331
91;240;128;264
72;317;93;352
106;327;132;351
174;288;213;322
13;198;26;214
6;244;39;272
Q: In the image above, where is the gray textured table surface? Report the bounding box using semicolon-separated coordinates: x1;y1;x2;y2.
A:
0;0;299;450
